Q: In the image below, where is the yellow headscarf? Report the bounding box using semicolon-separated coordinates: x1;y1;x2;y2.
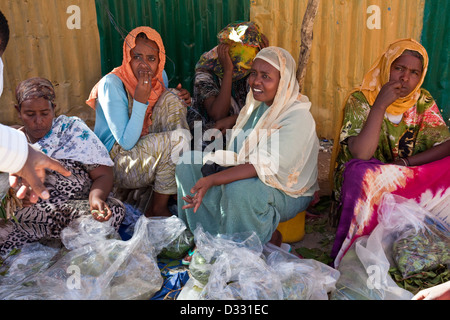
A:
195;21;265;81
359;38;428;116
329;38;429;185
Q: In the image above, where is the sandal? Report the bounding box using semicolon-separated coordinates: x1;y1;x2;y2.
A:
280;243;292;253
182;247;196;266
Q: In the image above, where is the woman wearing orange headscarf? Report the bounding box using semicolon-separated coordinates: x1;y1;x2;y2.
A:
329;39;450;266
87;26;190;217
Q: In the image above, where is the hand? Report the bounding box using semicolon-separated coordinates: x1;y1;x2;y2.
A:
9;145;71;203
373;80;403;110
412;281;450;300
176;83;192;106
15;190;33;208
182;176;214;213
90;197;112;222
217;43;234;74
134;70;153;104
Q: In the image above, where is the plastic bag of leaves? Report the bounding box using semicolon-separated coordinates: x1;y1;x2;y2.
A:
392;215;450;278
36;215;164;300
189;226;263;287
158;229;194;260
389;264;450;295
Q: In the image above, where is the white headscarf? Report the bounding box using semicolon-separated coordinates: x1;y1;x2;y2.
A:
210;46;319;197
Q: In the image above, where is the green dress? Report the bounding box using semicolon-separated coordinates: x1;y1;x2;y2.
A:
333;89;450;202
176;103;313;244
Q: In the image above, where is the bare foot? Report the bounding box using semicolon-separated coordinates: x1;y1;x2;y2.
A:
269;229;283;247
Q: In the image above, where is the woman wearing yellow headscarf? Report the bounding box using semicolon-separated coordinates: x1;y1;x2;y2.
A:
86;27;189;217
329;39;450;266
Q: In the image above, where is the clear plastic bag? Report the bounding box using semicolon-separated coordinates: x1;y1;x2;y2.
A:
201;246;282;300
36;215;163;300
0;242;60;300
61;215;120;250
265;248;340;300
147;216;194;259
392;215;450;277
0;215;192;300
183;227;340;300
188;226;263;287
331;193;449;300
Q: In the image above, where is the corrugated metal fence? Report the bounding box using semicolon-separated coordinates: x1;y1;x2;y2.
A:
0;0;100;128
421;0;450;125
0;0;448;140
251;0;427;139
94;0;250;90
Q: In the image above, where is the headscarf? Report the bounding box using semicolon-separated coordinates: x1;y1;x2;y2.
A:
15;77;113;166
329;39;429;185
86;26;166;136
209;47;319;197
15;77;56;108
195;21;265;81
359;38;428;116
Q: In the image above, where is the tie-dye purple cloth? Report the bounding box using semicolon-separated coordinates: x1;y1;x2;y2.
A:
332;156;450;267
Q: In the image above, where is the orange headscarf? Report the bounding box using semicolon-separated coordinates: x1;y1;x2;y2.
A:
86;26;166;136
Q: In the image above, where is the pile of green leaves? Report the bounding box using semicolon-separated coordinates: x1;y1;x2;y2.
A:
393;221;449;277
390;217;450;295
389;264;449;295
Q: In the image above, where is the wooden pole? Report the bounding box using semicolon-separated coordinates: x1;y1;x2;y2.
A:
296;0;320;92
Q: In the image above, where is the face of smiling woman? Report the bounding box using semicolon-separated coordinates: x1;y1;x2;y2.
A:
247;58;281;106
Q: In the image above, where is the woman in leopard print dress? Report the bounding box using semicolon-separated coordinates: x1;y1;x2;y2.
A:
0;77;125;257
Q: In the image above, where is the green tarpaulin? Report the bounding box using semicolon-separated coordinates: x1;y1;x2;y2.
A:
421;0;450;126
94;0;250;91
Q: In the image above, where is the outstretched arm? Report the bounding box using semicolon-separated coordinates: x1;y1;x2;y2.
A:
89;165;114;221
1;125;71;202
182;163;257;212
393;140;450;166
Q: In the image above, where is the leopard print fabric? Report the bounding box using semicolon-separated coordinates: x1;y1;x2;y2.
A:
0;160;125;257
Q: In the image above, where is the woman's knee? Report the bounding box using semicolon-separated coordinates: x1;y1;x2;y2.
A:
223;178;269;206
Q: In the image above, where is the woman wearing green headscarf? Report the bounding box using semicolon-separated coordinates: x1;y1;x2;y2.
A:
186;21;268;150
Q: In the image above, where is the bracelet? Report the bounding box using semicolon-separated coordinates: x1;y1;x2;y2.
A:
400;157;409;167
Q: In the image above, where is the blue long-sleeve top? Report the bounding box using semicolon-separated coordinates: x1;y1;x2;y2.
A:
93;71;169;152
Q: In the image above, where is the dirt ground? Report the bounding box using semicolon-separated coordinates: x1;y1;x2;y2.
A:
289;142;336;264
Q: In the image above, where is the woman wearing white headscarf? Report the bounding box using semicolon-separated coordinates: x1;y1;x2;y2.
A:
176;46;319;246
